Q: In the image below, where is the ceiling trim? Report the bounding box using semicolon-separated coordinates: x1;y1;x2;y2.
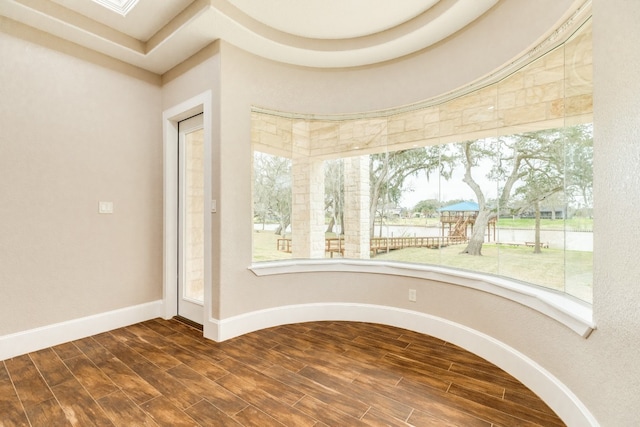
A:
1;0;589;75
225;0;441;40
1;0;498;73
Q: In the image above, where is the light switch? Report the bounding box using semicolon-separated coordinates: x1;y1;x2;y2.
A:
211;200;217;213
99;201;114;214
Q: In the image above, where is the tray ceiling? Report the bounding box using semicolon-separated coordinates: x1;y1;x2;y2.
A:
0;0;581;75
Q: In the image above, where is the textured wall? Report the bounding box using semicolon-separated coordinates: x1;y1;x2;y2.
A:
0;30;163;335
4;0;638;424
590;0;640;424
207;1;639;425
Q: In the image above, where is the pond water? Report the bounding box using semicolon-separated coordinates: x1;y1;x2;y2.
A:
376;225;592;251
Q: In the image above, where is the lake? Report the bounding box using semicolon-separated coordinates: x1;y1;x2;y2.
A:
376;225;592;251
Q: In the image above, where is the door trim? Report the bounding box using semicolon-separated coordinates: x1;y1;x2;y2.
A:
162;91;213;326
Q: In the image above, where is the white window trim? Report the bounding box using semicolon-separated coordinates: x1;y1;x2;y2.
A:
249;260;595;337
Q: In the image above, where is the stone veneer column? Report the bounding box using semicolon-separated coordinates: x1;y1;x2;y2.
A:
343;155;370;259
291;156;325;259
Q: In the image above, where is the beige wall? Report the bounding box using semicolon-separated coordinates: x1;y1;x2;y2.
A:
0;29;163;335
2;0;639;424
590;0;640;424
207;2;637;426
162;42;222;318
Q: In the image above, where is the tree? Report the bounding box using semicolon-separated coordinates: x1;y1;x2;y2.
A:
369;146;450;237
413;199;440;218
324;159;344;234
510;128;566;253
508;126;592;252
564;124;594;214
253;151;292;236
458;124;593;255
458;137;528;256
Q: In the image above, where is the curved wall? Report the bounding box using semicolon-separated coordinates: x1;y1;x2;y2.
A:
3;0;638;424
161;0;640;425
205;1;602;425
225;0;578;115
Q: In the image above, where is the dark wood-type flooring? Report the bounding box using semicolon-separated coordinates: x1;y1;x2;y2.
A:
1;318;565;426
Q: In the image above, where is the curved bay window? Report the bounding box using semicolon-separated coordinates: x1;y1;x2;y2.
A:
252;19;593;303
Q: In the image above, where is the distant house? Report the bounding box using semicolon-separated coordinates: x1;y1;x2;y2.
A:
377;203;403;218
518;207;566;220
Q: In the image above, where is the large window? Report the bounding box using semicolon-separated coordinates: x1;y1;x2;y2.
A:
252;19;593;302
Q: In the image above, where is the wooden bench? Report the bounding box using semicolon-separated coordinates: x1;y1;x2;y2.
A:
525;241;549;248
496;241;549;248
496;241;524;247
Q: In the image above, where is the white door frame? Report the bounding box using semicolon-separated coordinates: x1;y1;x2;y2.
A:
162;91;213;325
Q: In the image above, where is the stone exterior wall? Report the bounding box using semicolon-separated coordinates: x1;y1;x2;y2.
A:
343;155;371;259
291;156;325;259
185;129;204;300
251;112;293;157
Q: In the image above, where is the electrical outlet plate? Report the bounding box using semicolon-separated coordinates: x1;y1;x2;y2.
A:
409;289;417;302
99;201;114;214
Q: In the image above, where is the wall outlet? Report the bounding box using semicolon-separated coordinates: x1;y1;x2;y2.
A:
99;201;114;214
409;289;417;302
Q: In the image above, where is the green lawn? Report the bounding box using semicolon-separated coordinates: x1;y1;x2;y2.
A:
252;229;593;303
252;230;293;262
493;217;593;231
374;244;592;302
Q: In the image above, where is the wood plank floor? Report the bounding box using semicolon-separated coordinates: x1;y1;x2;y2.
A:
1;318;565;426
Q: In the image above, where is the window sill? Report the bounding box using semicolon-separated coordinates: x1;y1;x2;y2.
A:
249;259;595;337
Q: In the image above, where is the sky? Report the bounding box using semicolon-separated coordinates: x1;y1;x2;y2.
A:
400;165;498;209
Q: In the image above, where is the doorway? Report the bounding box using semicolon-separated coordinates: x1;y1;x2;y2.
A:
177;114;204;324
163;91;212;334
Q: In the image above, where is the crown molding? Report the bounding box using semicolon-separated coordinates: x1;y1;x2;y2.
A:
1;0;498;73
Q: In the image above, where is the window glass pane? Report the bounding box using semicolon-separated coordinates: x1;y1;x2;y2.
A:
564;124;593;301
324;158;344;257
252;151;292;261
496;127;569;290
250;17;593;302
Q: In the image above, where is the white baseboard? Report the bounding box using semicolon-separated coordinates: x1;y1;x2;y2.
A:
0;300;164;361
206;303;598;427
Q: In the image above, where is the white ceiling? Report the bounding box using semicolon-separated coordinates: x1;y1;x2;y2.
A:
226;0;441;39
1;0;571;75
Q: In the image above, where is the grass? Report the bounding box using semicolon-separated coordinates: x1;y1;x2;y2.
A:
252;229;593;303
374;244;592;301
252;230;293;262
493;217;593;231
